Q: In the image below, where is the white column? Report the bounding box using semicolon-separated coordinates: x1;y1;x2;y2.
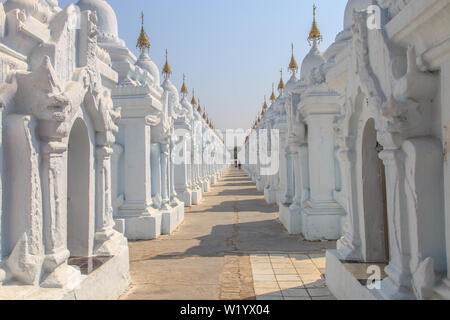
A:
283;146;295;205
41;141;80;288
378;149;414;297
335;138;362;260
169;143;178;204
41;142;70;273
151;143;162;208
160;143;170;208
276;127;288;204
111;143;123;215
94;146;115;243
292;144;305;206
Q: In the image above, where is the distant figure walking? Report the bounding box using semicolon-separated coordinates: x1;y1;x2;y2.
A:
238;162;242;170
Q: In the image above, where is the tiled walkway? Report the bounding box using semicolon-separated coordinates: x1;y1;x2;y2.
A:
250;253;334;300
120;168;336;300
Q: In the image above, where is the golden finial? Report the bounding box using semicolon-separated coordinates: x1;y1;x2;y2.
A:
288;43;298;74
270;83;276;102
197;99;202;113
203;112;207;120
137;11;151;53
191;88;197;105
181;73;188;96
162;49;172;79
263;95;268;111
278;68;285;92
308;4;323;46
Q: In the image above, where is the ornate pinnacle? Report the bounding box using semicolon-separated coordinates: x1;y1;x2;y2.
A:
308;4;323;46
137;11;151;53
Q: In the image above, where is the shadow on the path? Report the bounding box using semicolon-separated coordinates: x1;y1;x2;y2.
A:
221;182;255;187
143;218;335;261
187;199;277;214
144;168;335;260
217;188;260;197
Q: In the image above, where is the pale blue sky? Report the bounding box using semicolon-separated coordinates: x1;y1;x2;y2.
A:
58;0;347;129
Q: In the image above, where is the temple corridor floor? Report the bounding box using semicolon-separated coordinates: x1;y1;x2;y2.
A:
120;168;337;300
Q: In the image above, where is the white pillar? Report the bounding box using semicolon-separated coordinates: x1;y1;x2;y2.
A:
111;143;124;215
151;143;162;208
283;146;295;205
276;126;288;204
94;146;115;243
41;141;80;288
169;143;178;204
335;137;362;260
160;143;170;208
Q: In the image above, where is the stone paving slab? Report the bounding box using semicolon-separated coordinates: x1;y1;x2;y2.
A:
120;168;336;300
250;253;335;300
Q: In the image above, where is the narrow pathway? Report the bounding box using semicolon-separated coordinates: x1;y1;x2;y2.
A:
120;168;336;300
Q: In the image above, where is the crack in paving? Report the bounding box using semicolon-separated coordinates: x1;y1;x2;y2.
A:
219;193;256;300
227;198;240;252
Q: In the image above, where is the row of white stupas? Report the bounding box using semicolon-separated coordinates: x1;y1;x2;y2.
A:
243;0;450;300
0;0;227;299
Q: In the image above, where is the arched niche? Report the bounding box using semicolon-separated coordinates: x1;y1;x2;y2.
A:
67;117;94;257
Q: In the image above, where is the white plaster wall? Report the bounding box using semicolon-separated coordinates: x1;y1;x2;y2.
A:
174;137;189;190
122;119;152;208
306;117;337;202
3;115;42;257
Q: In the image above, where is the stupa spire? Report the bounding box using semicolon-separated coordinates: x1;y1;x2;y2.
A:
262;95;268;112
308;4;323;47
191;88;197;106
288;43;298;74
162;49;172;80
278;68;285;93
270;83;276;102
197;99;202;113
136;11;151;53
181;74;188;97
